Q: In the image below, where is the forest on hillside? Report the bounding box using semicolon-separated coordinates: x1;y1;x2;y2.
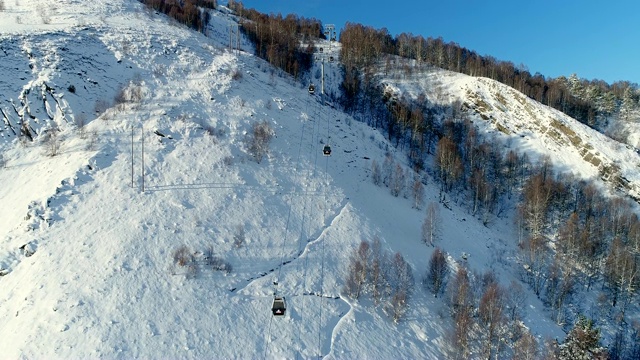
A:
337;23;639;131
228;0;321;80
138;0;216;32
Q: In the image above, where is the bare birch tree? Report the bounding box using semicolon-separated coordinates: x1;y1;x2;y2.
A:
425;247;448;297
422;202;441;246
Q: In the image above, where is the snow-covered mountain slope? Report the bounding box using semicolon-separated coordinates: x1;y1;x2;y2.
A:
380;63;640;201
0;1;594;358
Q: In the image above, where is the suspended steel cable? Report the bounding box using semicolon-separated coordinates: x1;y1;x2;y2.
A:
317;56;334;357
264;79;317;359
291;90;322;359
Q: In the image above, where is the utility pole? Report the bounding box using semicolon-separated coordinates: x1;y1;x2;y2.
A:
229;23;240;54
141;123;145;193
131;123;134;188
321;56;325;96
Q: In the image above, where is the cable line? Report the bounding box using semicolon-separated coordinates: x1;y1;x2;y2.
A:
317;36;335;355
264;77;316;359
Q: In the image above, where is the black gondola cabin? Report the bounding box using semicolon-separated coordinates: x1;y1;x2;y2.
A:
272;296;286;316
323;145;332;156
308;84;315;95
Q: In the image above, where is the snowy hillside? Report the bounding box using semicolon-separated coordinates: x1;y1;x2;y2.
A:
1;0;625;358
379;63;640;202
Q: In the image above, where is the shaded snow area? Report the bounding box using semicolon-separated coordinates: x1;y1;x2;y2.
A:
5;0;624;359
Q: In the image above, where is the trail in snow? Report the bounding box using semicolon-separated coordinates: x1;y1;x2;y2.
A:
325;297;356;359
231;200;349;295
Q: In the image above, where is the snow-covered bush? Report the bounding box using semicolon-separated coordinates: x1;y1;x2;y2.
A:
233;224;245;248
43;129;60;157
210;256;232;274
245;120;274;163
173;245;192;267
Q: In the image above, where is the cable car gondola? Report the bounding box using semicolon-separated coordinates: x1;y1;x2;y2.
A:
271;296;286;316
308;84;315;95
322;145;332;156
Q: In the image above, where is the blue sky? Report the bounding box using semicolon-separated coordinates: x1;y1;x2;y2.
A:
226;1;639;85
